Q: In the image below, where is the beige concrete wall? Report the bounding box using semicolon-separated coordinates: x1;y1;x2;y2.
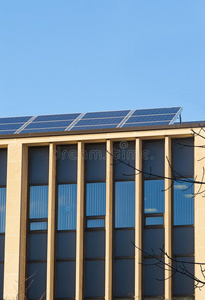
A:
195;133;205;300
3;141;27;299
1;128;200;299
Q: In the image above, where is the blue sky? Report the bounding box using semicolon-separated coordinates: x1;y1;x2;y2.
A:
0;0;205;121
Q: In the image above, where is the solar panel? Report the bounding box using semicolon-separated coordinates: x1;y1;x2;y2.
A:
19;113;81;134
122;107;182;128
0;116;32;135
0;107;182;136
71;110;131;131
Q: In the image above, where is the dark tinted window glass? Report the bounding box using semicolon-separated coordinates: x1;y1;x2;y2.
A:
114;142;135;181
0;264;3;299
0;236;5;262
85;143;106;182
143;140;164;179
29;147;49;185
85;231;105;258
57;145;77;184
144;228;164;256
114;259;135;297
174;180;194;225
0;149;7;187
57;232;76;260
173;256;194;295
144;180;164;214
29;186;48;219
28;234;47;261
115;181;135;228
172;138;194;178
27;262;47;299
0;188;6;233
85;260;105;297
115;229;135;257
173;227;194;255
144;258;164;296
58;184;77;230
56;261;76;298
86;183;106;216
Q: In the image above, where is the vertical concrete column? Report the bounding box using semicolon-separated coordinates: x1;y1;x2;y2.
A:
76;142;85;300
135;138;142;300
105;140;113;300
164;136;172;300
46;143;56;300
195;133;205;300
3;141;27;299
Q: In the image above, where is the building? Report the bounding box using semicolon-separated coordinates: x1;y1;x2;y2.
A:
0;107;204;300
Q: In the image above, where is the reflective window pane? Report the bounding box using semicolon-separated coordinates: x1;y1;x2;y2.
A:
114;142;135;181
173;227;194;255
174;180;194;225
0;236;5;262
85;143;106;182
29;186;48;219
85;260;105;297
144;258;164;296
114;259;135;297
0;149;7;187
145;216;164;226
0;188;6;233
144;180;164;214
57;232;76;260
86;182;106;216
56;261;76;298
57;145;77;184
85;231;105;258
115;229;135;257
58;184;77;230
87;219;105;228
30;222;47;231
115;181;135;228
0;264;3;299
29;147;49;185
27;262;47;300
172;138;194;178
173;256;194;295
143;140;164;179
28;233;47;261
144;228;164;256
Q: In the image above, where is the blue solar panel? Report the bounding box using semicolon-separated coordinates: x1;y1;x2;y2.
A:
75;117;123;126
35;113;80;122
0;116;32;124
25;121;73;129
82;110;130;119
20;128;67;133
132;107;181;116
0;130;17;135
71;125;117;131
127;114;174;123
123;122;172;127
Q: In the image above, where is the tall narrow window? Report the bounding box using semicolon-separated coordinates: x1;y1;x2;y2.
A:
172;138;194;299
27;147;49;300
0;149;7;298
113;141;135;299
143;140;165;299
55;145;77;299
84;143;106;299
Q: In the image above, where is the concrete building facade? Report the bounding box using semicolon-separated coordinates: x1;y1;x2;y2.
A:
0;109;204;300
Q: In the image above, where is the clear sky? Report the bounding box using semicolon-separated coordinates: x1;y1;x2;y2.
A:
0;0;205;122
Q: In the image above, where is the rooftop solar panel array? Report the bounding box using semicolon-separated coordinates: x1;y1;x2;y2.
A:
0;107;182;135
71;110;131;131
122;107;182;128
0;116;33;135
19;113;81;134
